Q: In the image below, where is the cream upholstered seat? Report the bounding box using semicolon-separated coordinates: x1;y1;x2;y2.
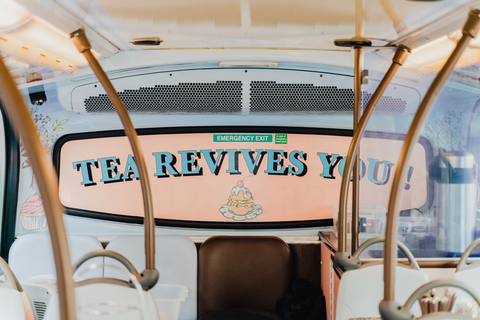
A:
105;235;197;320
9;233;104;281
43;282;159;320
336;264;429;320
335;237;429;320
452;238;480;303
43;248;160;320
452;267;480;299
0;288;28;320
0;257;36;320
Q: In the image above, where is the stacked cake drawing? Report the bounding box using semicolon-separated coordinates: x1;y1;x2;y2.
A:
219;180;263;221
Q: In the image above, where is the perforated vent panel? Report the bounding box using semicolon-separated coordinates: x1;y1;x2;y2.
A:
80;77;409;114
361;92;406;112
84;81;242;113
250;81;354;112
34;300;47;320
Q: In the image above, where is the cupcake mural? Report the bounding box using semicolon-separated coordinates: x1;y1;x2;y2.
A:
219;179;263;221
20;193;47;230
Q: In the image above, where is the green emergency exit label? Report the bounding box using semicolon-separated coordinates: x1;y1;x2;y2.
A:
275;134;288;144
213;134;273;142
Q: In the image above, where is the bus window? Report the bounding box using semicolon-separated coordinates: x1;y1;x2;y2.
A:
355;67;480;259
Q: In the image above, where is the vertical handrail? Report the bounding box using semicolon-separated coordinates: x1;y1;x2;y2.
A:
0;55;76;319
70;29;159;290
334;45;410;270
351;0;365;255
352;46;362;253
379;9;480;320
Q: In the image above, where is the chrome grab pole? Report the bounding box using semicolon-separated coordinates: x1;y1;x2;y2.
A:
70;29;158;290
0;56;76;319
334;45;410;270
379;9;480;320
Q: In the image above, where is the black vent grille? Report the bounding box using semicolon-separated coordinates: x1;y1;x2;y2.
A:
34;300;47;320
250;81;354;112
361;92;407;112
84;81;242;113
83;80;407;114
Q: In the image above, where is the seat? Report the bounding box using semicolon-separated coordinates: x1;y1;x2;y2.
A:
0;288;27;320
336;264;429;320
452;238;480;302
197;236;292;319
104;235;197;320
335;237;429;320
43;248;160;320
9;233;104;281
8;233;104;319
0;257;36;320
43;282;159;320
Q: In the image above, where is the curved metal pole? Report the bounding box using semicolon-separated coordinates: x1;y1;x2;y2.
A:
456;237;480;271
379;9;480;320
0;256;24;291
334;45;410;270
0;56;76;319
73;249;139;276
404;279;480;311
353;236;419;270
70;29;158;290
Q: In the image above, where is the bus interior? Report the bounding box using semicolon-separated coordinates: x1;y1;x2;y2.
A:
2;0;480;319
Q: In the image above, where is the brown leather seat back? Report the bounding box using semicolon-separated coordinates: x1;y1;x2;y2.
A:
198;236;292;317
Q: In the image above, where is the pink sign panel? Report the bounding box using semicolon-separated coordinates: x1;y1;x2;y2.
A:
56;128;430;225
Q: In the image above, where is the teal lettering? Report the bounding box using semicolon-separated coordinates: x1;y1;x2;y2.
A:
123;154;139;180
179;150;202;175
317;153;342;179
288;151;307;176
338;157;366;180
98;157;122;183
200;149;225;175
73;159;97;186
152;152;180;177
226;149;240;174
240;149;265;175
367;158;394;185
265;150;287;175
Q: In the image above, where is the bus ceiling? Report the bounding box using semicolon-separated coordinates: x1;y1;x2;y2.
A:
1;0;480;81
